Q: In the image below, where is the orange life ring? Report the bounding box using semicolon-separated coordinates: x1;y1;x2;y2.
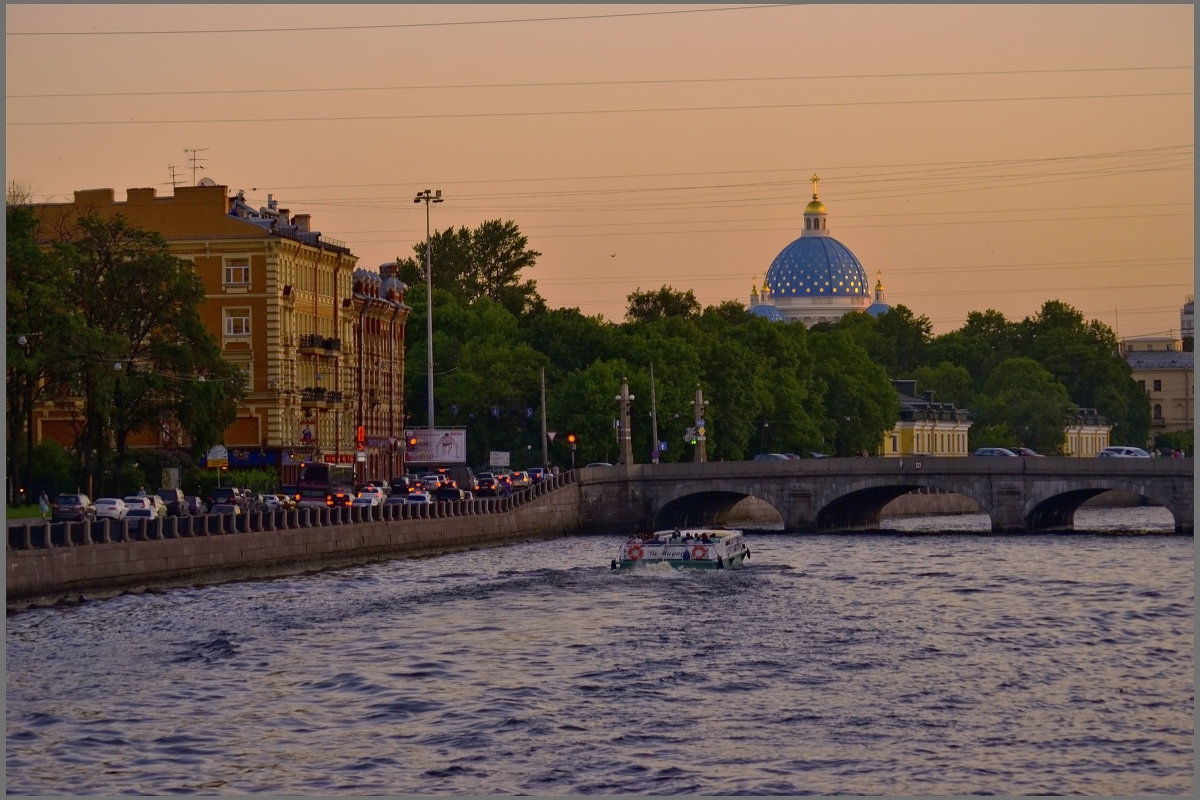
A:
691;545;707;560
627;544;644;560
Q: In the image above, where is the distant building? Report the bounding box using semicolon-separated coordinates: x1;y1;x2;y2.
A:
748;175;888;326
28;183;410;483
1181;294;1194;347
1120;335;1194;438
881;381;972;457
1063;407;1112;456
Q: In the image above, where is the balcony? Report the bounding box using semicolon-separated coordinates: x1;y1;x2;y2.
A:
300;387;327;409
325;390;345;409
299;334;342;356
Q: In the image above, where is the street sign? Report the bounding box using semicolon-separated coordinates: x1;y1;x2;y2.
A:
206;444;228;468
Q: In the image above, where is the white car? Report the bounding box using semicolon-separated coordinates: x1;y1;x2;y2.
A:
352;494;381;508
405;491;433;504
356;486;386;505
125;507;158;531
93;497;128;521
124;495;166;516
1097;446;1151;458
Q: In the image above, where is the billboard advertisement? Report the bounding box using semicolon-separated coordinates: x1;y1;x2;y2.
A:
404;428;467;465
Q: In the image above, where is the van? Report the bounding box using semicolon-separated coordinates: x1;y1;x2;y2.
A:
155;487;189;516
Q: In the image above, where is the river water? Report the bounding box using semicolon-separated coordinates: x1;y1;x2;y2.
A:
5;508;1193;796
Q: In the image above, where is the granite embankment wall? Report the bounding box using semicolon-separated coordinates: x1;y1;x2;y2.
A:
7;476;582;608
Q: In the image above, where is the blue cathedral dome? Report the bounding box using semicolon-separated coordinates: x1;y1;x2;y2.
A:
764;235;870;299
749;303;787;321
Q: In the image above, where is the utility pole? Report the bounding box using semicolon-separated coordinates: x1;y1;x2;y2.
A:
615;377;635;466
691;384;709;463
649;362;660;464
540;367;548;468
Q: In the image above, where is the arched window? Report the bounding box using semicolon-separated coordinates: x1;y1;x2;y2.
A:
1153;404;1163;420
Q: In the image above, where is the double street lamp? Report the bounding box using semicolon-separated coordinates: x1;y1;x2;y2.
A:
414;189;443;440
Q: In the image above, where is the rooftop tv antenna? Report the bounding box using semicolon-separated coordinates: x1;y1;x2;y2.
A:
165;164;183;189
184;147;209;185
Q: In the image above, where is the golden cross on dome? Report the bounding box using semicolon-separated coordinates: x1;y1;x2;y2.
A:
810;173;820;200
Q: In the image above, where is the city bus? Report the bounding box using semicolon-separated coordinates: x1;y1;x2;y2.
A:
296;462;355;508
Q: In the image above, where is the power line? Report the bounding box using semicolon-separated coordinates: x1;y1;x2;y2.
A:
8;65;1191;100
5;4;789;36
7;91;1190;127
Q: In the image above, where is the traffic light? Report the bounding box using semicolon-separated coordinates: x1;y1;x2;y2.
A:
407;435;419;450
356;425;366;451
567;432;578;450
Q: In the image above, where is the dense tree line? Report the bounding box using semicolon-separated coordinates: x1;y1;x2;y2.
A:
7;209;1165;502
5;204;245;501
398;221;1156;468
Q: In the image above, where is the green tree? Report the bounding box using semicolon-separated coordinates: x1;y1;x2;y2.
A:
807;329;899;456
910;362;975;409
625;285;701;323
5;204;79;501
53;214;244;494
397;220;544;316
975;357;1073;453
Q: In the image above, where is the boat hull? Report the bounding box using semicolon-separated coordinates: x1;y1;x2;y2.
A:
611;529;750;570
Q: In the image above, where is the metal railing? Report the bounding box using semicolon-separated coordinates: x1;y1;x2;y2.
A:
7;472;576;551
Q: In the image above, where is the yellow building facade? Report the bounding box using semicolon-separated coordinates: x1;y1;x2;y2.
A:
1121;336;1194;439
29;184;408;483
880;381;973;457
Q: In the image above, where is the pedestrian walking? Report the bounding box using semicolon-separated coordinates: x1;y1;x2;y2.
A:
38;490;50;520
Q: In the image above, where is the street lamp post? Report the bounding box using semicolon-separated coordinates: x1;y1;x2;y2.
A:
414;189;443;441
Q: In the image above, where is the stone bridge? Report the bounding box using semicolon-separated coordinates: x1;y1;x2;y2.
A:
576;457;1193;534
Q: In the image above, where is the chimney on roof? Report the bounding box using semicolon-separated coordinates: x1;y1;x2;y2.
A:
294;213;311;232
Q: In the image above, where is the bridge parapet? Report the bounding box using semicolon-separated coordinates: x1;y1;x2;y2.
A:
577;457;1192;534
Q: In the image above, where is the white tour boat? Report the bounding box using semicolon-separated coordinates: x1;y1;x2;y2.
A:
611;528;750;570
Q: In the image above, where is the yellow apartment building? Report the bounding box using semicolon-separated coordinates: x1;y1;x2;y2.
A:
29;183;409;484
1121;335;1194;439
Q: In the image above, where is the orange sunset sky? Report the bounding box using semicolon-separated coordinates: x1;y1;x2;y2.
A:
5;3;1194;337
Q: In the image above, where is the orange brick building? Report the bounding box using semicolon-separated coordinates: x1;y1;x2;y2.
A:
29;183;409;484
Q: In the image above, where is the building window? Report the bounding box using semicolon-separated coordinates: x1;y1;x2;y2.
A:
891;434;898;452
225;308;251;337
1153;404;1163;420
1137;380;1146;391
224;257;250;286
1153;379;1162;392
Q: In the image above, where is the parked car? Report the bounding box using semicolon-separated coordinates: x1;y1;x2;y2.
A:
126;495;167;517
154;487;189;517
1097;446;1151;458
125;507;158;532
972;447;1018;457
93;497;128;521
209;503;241;516
1015;447;1045;457
51;493;94;523
405;491;433;505
208;486;246;512
186;495;206;515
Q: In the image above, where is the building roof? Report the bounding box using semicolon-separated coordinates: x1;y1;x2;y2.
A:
1125;351;1195;370
748;303;787;321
